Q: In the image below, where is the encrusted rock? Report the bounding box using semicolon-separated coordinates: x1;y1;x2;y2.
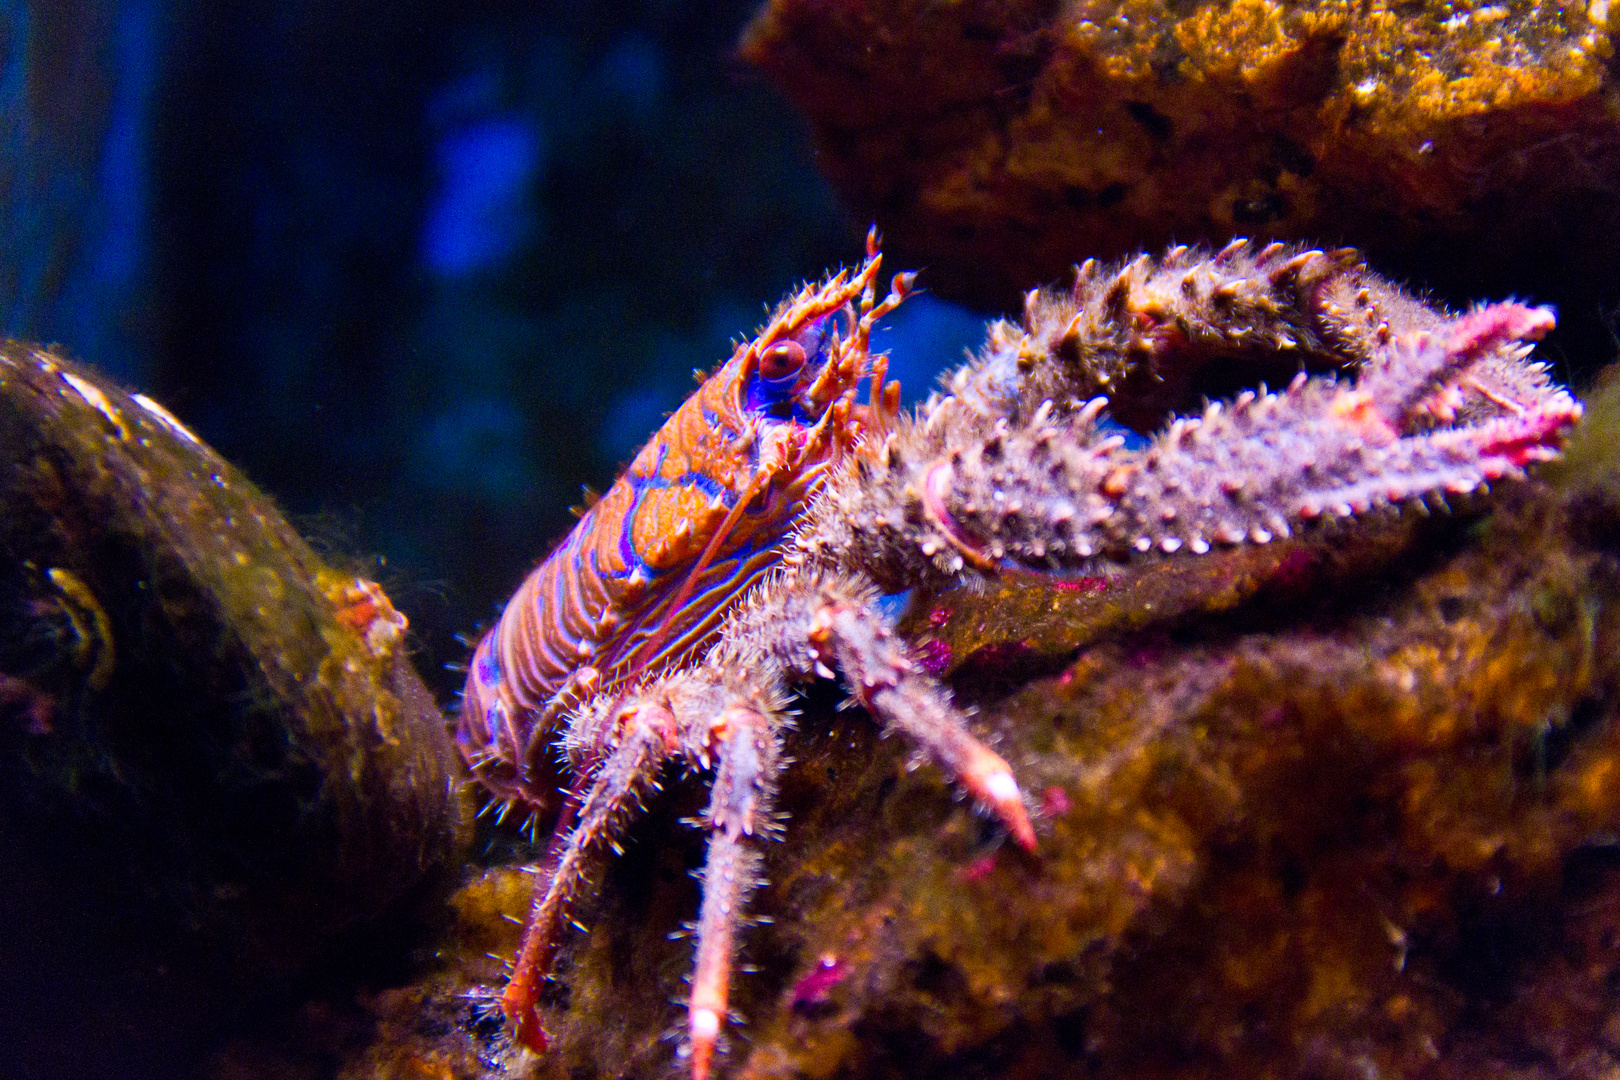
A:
743;0;1620;317
0;343;470;1078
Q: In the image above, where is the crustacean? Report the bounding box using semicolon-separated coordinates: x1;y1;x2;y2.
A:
457;236;1581;1078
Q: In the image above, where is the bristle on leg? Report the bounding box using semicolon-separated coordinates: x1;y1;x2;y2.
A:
685;703;780;1080
501;701;677;1055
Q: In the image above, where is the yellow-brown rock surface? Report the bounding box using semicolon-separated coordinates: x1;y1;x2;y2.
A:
742;0;1620;313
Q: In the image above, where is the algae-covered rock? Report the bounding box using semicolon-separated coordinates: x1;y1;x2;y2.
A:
352;368;1620;1078
742;0;1620;314
0;343;470;1078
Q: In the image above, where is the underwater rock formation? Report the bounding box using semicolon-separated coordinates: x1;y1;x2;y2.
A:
0;343;469;1079
742;0;1620;314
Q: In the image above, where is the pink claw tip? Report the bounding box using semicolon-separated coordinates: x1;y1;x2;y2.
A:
1008;809;1039;852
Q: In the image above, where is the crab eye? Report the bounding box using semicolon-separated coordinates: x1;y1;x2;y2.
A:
759;340;807;382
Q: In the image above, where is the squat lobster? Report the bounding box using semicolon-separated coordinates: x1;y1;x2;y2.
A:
458;234;1580;1078
458;232;1032;1077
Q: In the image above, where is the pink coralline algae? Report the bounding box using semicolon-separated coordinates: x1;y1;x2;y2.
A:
790;952;851;1013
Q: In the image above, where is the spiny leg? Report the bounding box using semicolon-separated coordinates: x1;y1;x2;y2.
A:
502;699;676;1053
685;701;782;1080
499;778;581;1049
805;587;1036;850
713;569;1036;849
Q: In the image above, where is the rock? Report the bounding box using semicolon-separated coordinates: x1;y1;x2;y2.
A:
742;0;1620;323
0;342;470;1079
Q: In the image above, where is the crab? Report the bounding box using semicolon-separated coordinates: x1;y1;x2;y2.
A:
458;236;1580;1078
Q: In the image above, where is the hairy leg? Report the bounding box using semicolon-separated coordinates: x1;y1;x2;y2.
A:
520;567;1032;1075
683;700;783;1080
718;569;1036;851
502;698;676;1052
806;586;1036;850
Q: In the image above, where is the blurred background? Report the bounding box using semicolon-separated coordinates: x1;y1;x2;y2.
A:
0;0;986;696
